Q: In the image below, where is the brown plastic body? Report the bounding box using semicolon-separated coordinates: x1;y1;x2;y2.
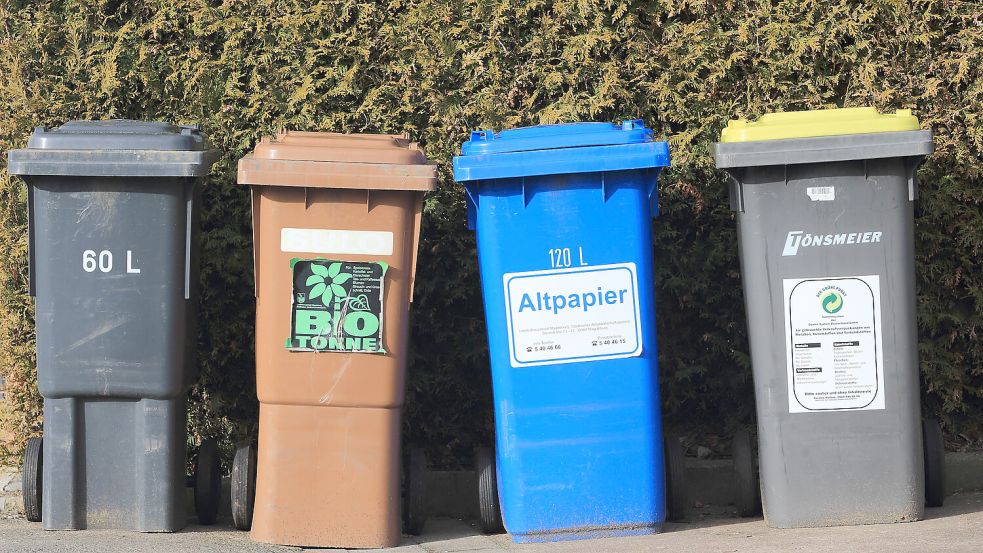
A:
239;132;435;548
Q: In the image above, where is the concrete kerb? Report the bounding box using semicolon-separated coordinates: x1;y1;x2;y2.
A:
420;452;983;519
2;452;982;521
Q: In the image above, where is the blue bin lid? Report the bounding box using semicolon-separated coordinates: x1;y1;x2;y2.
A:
453;120;670;182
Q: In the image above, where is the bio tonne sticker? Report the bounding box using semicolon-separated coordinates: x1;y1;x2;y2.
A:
286;259;388;353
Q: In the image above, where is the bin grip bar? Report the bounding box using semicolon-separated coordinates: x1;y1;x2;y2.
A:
184;180;193;301
27;184;36;297
408;193;425;302
724;169;746;213
905;156;923;202
464;182;479;231
251;187;260;296
647;169;661;218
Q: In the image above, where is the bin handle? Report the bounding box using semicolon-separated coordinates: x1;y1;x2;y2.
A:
184;180;194;301
251;187;260;297
723;169;745;213
27;184;36;297
904;156;924;202
408;192;425;303
464;182;479;231
647;169;661;218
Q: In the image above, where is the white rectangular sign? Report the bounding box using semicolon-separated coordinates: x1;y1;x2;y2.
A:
280;228;394;256
784;275;885;413
503;263;643;367
806;186;835;201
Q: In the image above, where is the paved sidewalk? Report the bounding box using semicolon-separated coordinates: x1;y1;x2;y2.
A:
2;493;982;552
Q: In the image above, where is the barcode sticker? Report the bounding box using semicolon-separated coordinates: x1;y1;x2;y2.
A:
806;186;835;201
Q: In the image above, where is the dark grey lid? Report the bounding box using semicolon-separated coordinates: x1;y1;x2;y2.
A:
27;120;208;151
713;130;934;169
8;119;218;177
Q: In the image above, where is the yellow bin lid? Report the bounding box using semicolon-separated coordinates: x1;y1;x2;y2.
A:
719;107;921;143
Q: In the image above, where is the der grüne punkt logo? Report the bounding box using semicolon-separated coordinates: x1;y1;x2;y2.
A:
819;288;845;314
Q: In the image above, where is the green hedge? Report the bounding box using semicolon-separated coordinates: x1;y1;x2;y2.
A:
0;0;980;463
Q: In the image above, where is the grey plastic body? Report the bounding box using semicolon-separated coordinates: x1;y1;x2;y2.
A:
714;130;934;528
8;120;215;531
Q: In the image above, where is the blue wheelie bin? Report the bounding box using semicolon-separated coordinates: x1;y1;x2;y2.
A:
453;121;671;542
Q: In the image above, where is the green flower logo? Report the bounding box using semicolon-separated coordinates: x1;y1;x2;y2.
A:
306;262;352;307
821;290;843;314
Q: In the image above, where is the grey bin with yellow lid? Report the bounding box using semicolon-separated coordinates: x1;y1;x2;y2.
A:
713;107;942;527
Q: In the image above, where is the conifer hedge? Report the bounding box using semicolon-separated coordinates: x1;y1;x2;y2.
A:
0;0;980;462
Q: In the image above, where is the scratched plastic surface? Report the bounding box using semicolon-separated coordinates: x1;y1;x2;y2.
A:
239;131;436;548
715;114;936;528
455;122;671;542
8;120;215;532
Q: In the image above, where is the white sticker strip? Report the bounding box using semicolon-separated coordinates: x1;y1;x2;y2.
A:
280;228;394;256
806;186;835;201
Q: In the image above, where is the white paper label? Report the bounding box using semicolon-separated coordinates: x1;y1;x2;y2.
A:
806;186;835;201
503;263;642;367
280;228;394;256
784;275;884;413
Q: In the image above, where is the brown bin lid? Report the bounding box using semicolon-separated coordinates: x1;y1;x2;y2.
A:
238;130;437;191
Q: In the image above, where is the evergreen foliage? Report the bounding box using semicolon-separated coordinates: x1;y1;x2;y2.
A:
0;0;980;461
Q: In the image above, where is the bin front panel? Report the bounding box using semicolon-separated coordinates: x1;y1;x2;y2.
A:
734;157;923;526
31;176;196;399
251;403;401;548
42;397;188;531
473;169;665;538
253;185;419;408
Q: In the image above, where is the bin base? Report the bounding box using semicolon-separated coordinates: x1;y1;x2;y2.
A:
512;523;663;543
250;402;401;548
41;397;187;532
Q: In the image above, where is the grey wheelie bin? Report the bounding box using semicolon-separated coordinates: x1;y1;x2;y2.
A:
713;107;944;527
7;120;220;531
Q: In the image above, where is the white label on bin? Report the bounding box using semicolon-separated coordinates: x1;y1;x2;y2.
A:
503;263;642;368
783;275;885;413
806;186;835;201
280;228;393;256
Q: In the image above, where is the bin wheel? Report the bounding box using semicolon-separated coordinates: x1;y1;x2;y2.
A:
403;447;427;535
923;419;945;508
22;437;42;523
231;442;257;531
474;446;504;534
195;438;221;525
732;428;761;517
663;432;687;521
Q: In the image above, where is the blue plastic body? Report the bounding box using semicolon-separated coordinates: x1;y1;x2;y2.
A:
454;122;670;542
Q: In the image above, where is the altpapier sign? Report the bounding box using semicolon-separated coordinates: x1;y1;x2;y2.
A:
503;263;642;368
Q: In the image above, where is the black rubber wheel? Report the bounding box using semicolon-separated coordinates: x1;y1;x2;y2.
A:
22;437;42;523
474;446;504;534
231;442;257;531
923;418;945;508
663;432;687;521
403;447;427;535
732;428;762;517
195;438;221;525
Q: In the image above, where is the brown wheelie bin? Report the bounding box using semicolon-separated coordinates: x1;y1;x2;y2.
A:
236;131;436;547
